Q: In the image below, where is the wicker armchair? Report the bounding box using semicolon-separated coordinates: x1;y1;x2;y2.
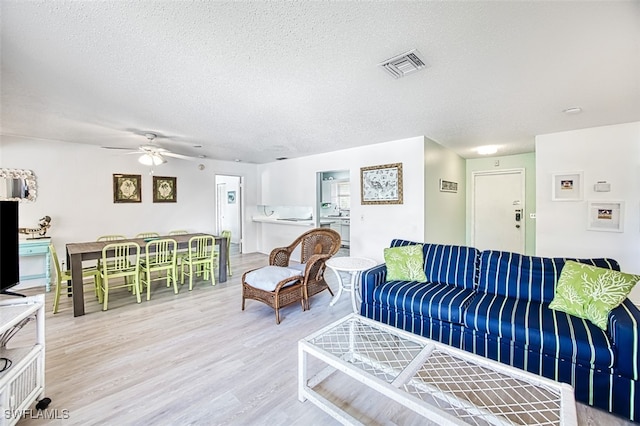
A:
242;228;341;323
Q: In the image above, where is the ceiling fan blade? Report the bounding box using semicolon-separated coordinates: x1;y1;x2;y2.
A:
101;146;135;150
163;152;196;161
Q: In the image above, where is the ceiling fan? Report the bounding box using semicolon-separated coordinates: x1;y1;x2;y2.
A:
101;133;196;165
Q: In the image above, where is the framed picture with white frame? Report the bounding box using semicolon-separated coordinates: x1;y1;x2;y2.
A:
587;201;624;232
551;171;583;201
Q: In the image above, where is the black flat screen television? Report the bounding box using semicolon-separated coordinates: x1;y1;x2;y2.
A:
0;201;21;295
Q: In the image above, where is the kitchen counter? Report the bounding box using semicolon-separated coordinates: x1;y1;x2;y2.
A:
252;216;336;227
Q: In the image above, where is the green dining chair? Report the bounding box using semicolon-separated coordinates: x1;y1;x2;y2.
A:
50;244;101;314
220;230;232;277
99;241;141;310
140;238;178;300
96;234;128;271
181;235;217;290
135;232;160;239
97;234;126;242
168;230;188;235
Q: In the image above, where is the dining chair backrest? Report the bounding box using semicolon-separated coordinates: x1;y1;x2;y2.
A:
168;230;188;235
187;235;215;260
145;238;177;266
220;230;232;276
221;230;231;249
49;244;64;278
102;242;140;273
97;234;127;242
136;232;160;239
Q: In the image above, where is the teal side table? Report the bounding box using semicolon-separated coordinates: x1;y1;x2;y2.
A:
19;238;52;291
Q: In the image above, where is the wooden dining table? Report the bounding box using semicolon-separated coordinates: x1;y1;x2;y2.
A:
65;233;228;317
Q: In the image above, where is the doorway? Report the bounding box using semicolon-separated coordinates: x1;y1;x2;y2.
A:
215;175;243;254
317;170;350;253
471;169;525;253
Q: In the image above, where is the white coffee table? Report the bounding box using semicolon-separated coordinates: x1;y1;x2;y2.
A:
325;257;377;312
298;314;577;426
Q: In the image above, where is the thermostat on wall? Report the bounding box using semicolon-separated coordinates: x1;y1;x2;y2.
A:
594;181;611;192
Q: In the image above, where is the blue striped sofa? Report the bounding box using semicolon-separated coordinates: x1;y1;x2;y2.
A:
361;239;640;421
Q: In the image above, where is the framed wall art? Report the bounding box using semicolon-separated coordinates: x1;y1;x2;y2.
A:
587;201;624;232
551;171;583;201
360;162;403;205
153;176;177;203
439;179;458;193
113;174;141;203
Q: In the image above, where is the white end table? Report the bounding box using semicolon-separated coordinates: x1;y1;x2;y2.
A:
326;256;377;313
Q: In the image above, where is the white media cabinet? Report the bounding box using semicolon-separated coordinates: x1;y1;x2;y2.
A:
0;295;46;426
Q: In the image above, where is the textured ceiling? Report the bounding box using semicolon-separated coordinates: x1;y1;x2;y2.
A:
1;1;639;163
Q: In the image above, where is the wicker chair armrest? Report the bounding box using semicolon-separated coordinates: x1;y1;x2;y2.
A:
273;275;304;292
302;253;332;282
269;247;293;266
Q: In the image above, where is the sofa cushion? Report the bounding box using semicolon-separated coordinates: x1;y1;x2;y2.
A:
390;240;479;290
371;280;476;324
549;261;640;330
464;293;615;368
384;244;427;282
477;250;620;304
423;244;479;290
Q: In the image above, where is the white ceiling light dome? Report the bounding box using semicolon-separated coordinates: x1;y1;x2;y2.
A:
476;145;498;155
138;152;166;166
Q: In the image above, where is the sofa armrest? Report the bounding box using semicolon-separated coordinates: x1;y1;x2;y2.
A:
361;264;387;305
609;299;640;380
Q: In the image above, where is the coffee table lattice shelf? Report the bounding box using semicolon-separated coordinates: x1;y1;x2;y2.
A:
298;314;577;426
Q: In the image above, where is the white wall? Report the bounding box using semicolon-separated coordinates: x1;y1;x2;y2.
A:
536;122;640;300
424;137;466;245
256;136;465;262
0;136;259;258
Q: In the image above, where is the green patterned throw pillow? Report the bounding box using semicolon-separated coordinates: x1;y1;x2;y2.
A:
384;244;427;282
549;261;640;330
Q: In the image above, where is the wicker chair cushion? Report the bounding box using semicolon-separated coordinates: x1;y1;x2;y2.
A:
288;262;306;272
245;266;302;291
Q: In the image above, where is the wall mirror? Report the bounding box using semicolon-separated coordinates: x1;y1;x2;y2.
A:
0;168;37;202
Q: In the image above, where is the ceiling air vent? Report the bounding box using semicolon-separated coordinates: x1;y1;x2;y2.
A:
378;49;426;79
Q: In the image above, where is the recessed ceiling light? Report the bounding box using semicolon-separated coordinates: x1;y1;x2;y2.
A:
477;145;498;155
234;159;241;162
563;107;582;114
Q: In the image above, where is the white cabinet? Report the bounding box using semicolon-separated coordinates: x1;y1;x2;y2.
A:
341;221;350;247
321;181;333;204
329;220;350;248
0;295;46;425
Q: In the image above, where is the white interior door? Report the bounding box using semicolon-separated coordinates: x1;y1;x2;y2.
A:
215;175;243;252
472;169;525;253
216;183;225;232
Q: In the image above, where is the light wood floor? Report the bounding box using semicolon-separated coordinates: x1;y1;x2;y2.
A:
8;252;636;425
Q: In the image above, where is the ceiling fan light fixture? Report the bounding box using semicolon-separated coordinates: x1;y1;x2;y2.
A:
138;153;166;166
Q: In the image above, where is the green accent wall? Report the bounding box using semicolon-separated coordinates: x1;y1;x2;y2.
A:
465;153;536;255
